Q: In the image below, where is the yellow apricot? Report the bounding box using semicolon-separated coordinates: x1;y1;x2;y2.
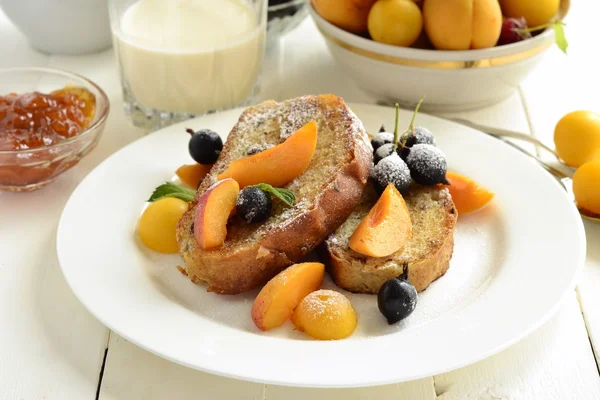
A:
573;160;600;216
368;0;423;47
291;290;357;340
499;0;559;28
423;0;502;50
554;111;600;168
138;198;188;253
312;0;378;33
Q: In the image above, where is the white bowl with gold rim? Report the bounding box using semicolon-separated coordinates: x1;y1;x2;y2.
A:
308;1;569;112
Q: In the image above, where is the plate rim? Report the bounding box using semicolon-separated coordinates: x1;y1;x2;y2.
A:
56;102;587;388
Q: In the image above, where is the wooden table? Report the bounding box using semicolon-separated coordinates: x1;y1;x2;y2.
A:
1;3;600;399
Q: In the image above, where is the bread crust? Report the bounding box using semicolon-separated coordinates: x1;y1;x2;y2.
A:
176;95;373;295
322;230;454;293
321;186;457;294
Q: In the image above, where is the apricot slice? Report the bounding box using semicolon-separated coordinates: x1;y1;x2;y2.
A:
445;171;494;215
251;262;325;331
291;289;357;340
217;121;317;188
349;183;412;258
176;163;212;188
194;178;240;250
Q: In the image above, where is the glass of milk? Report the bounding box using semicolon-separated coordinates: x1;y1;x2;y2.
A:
108;0;267;130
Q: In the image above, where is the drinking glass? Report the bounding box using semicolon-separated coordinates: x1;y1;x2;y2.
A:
108;0;267;131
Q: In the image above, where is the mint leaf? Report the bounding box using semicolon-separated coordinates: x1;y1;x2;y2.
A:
520;20;568;55
553;21;568;55
148;182;196;203
252;183;296;207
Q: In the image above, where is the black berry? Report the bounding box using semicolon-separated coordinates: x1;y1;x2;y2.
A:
187;128;223;164
372;153;411;195
390;96;428;159
371;131;394;152
401;126;436;147
398;126;436;159
374;143;395;165
405;144;449;186
236;187;272;224
377;277;418;324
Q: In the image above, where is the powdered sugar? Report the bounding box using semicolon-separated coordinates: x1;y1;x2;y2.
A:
277;97;320;139
405;144;448;185
371;131;394;150
406;144;446;170
372;153;411;193
272;199;310;231
374;143;394;164
401;126;436;147
298;290;350;323
345;105;374;156
236;187;271;224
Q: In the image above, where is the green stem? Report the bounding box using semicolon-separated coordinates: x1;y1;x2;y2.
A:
520;20;564;34
392;103;400;151
397;96;426;149
408;96;425;133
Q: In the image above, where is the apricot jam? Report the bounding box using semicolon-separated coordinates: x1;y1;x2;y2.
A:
0;87;96;151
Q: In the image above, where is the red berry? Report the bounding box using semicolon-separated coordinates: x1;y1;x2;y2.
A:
497;17;532;46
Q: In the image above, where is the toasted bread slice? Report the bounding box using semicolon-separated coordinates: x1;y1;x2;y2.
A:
321;184;457;293
177;94;373;295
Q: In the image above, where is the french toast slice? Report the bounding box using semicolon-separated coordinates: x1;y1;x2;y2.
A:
176;94;373;295
321;183;457;293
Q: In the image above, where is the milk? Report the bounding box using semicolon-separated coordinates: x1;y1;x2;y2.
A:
114;0;265;115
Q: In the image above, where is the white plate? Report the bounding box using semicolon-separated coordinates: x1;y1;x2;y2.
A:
57;103;586;388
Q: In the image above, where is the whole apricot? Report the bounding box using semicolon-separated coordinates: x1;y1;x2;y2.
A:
573;160;600;216
312;0;378;33
138;198;188;253
423;0;502;50
291;290;357;340
554;111;600;168
499;0;559;28
368;0;423;47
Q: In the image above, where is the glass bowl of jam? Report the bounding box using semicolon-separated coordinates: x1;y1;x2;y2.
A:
0;67;109;192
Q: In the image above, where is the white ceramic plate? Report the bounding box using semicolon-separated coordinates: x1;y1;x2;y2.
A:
57;103;586;388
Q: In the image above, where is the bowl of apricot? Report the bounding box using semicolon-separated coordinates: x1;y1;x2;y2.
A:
0;67;109;191
308;0;570;112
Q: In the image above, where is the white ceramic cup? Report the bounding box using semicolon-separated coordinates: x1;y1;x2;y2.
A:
0;0;112;55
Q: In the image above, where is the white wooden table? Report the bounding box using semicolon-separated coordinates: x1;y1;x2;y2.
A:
1;3;600;399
